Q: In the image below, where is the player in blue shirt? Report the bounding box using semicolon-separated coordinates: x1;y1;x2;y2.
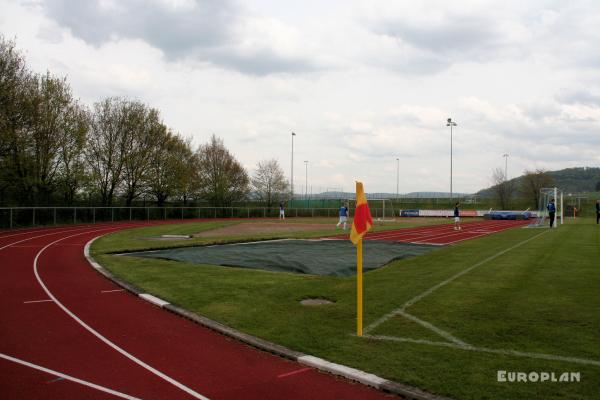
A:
336;203;349;230
453;202;461;231
547;198;556;228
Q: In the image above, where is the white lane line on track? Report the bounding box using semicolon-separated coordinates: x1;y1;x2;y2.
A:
364;230;549;334
0;226;106;252
23;299;53;304
0;352;142;399
101;289;125;294
33;226;210;400
364;221;516;242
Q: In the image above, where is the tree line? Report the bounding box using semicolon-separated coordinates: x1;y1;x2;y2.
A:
0;36;289;208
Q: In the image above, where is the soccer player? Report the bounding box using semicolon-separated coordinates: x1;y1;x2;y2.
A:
547;198;556;228
279;201;285;220
596;199;600;224
336;202;349;230
453;202;461;231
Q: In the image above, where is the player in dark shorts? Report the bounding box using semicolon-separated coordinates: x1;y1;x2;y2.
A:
453;202;461;231
547;198;556;228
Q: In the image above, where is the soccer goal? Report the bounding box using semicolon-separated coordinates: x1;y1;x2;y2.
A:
529;187;564;228
370;199;396;222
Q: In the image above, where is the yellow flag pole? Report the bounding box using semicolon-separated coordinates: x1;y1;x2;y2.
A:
357;239;363;337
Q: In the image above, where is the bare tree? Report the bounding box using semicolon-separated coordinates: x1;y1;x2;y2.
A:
86;98;129;206
196;134;249;207
521;169;555;209
252;159;289;208
121;103;164;206
491;167;515;210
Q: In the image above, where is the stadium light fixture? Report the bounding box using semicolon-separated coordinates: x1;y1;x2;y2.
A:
446;118;457;200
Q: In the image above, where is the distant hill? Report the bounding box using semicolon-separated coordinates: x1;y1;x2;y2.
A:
477;167;600;198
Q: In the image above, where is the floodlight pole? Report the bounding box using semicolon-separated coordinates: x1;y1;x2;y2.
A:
291;132;296;201
502;153;509;181
304;160;308;206
446;118;457;200
396;158;399;200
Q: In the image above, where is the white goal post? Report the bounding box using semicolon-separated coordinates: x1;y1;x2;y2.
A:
530;187;564;228
370;199;396;222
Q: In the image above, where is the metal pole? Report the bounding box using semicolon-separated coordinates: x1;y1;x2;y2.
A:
93;208;96;224
396;158;399;200
74;208;77;224
54;208;57;225
10;208;13;229
146;207;149;222
33;209;35;226
304;160;308;208
111;208;114;222
291;132;296;201
129;208;132;221
450;123;453;200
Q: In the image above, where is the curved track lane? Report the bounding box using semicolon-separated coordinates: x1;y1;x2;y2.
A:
0;222;397;399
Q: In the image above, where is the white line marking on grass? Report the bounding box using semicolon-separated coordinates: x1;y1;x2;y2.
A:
34;227;211;400
0;352;142;399
101;289;125;294
364;335;600;368
396;310;468;347
23;299;53;304
364;230;549;335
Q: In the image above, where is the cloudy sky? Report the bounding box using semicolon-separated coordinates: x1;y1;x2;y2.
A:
2;0;600;194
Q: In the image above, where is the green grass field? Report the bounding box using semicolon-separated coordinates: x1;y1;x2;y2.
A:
92;217;600;400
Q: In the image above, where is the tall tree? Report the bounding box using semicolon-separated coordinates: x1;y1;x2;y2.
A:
146;130;193;207
86;97;129;206
520;169;555;209
30;72;75;204
57;102;89;205
490;167;515;210
121;103;163;206
251;159;289;208
196;135;249;207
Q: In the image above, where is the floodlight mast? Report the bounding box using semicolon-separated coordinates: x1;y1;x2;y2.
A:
502;153;509;181
446;118;457;200
291;132;296;201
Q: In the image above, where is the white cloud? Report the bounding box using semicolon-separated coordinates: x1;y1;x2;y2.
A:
2;0;600;194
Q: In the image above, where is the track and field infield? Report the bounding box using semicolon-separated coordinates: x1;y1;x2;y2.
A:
88;217;599;400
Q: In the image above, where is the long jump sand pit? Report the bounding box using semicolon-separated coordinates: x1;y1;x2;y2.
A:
192;222;336;237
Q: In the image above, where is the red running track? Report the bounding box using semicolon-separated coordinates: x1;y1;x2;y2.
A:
0;221;397;399
360;219;531;245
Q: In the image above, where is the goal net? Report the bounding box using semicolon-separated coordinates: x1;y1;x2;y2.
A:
370;199;396;222
529;187;563;228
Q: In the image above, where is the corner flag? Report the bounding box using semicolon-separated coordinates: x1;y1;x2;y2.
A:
350;182;373;245
350;181;373;336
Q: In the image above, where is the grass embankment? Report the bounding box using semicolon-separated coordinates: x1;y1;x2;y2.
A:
92;218;600;400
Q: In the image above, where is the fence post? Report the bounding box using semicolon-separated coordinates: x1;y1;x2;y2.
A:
54;208;57;225
263;208;266;218
247;208;249;218
129;208;132;221
33;209;35;226
146;207;149;222
164;207;166;220
111;208;114;222
93;208;96;224
214;208;216;219
10;208;13;229
181;208;183;220
74;208;77;224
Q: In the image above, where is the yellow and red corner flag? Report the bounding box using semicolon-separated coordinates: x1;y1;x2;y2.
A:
350;181;373;336
350;181;373;245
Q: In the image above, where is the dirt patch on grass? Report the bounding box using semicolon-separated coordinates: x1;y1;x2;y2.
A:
192;222;335;237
